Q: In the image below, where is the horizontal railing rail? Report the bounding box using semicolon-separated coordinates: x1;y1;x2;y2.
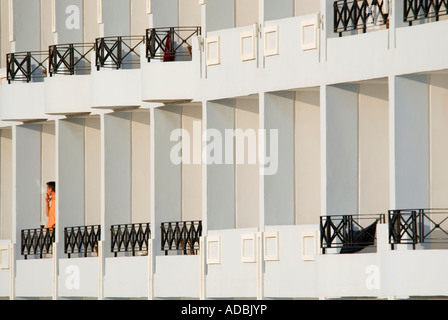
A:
161;220;202;255
110;223;151;257
7;51;49;83
320;214;385;254
389;208;448;249
21;227;55;259
146;26;201;62
49;43;95;76
95;35;145;70
404;0;448;24
334;0;389;36
64;225;101;258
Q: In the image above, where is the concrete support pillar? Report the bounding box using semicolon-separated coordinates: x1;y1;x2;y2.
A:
389;75;429;210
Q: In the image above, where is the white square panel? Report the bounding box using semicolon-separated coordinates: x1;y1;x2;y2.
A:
206;36;221;66
264;25;279;57
241;234;256;263
207;236;221;264
264;231;279;261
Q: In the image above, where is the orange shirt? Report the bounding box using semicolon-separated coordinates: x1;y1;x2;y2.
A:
46;195;56;229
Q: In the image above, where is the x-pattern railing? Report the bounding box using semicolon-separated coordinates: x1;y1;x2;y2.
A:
404;0;448;24
334;0;389;36
95;35;145;70
110;223;151;257
161;221;202;255
21;227;55;259
320;214;385;254
146;27;201;62
64;225;101;258
7;51;49;83
49;43;95;76
389;209;448;249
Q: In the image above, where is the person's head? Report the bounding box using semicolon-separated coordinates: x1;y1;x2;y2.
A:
46;181;55;194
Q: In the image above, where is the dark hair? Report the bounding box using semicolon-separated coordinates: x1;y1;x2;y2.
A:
47;181;55;192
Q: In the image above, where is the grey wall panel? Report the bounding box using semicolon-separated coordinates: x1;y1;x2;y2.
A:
151;0;178;28
56;0;83;44
264;0;293;21
13;0;41;52
206;0;234;32
102;0;130;36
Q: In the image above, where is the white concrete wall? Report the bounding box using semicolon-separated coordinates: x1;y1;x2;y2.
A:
206;228;258;298
103;256;149;298
154;255;200;298
15;259;52;298
58;258;99;298
264;225;319;298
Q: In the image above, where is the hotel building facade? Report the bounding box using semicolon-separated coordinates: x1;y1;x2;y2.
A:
0;0;447;300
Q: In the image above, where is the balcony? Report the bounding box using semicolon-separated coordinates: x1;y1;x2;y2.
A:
389;208;448;249
333;0;389;37
161;220;202;255
45;43;95;116
64;225;101;258
1;51;48;122
91;36;144;109
320;214;385;254
21;227;55;260
404;0;448;25
110;223;151;257
141;27;202;104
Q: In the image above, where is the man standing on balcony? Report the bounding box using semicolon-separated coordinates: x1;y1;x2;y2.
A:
45;181;56;230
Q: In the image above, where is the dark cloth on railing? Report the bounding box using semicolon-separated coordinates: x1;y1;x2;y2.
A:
340;220;378;254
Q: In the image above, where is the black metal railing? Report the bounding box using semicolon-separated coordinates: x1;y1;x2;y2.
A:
64;225;101;258
389;209;448;249
95;35;145;70
49;43;95;76
7;51;49;83
21;227;55;259
110;223;151;257
334;0;389;36
404;0;448;24
161;220;202;255
146;26;201;62
320;214;385;254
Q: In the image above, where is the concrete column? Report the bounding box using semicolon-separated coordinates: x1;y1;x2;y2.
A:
101;0;130;37
263;91;294;226
389;75;429;210
205;99;235;230
102;112;132;257
322;84;359;216
152;105;182;256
